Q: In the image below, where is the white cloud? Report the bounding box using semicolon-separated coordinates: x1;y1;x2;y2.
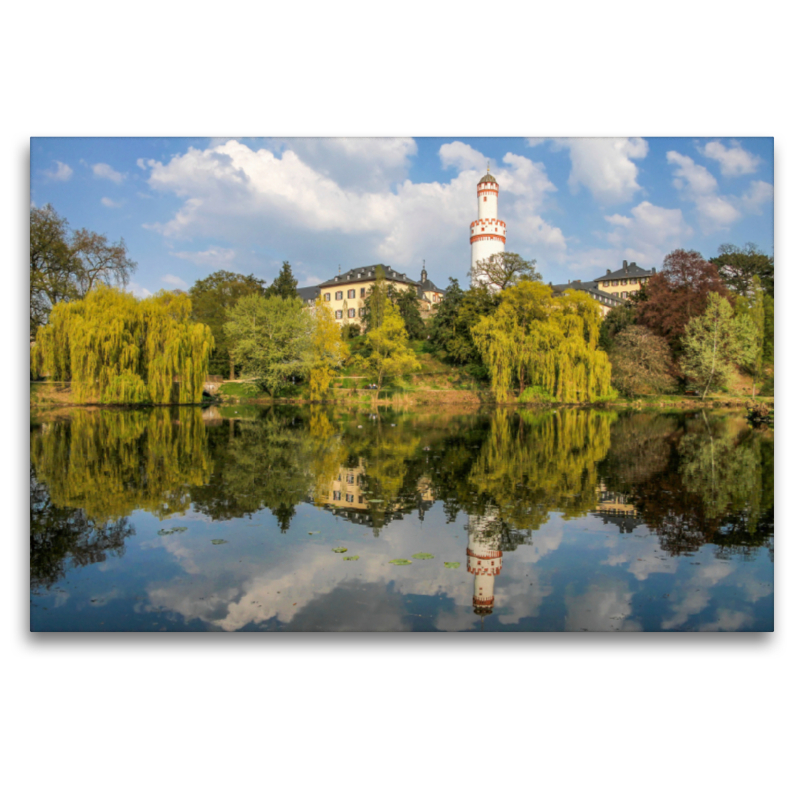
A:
92;162;125;183
127;281;151;298
700;140;761;176
101;197;123;208
142;139;566;283
161;274;188;290
43;160;73;181
554;137;649;204
525;138;546;148
741;180;774;214
173;246;237;270
605;200;691;266
667;150;741;231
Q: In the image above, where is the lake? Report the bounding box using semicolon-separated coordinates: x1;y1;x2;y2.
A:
29;405;774;632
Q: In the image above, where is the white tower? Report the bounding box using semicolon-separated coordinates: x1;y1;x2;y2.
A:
467;512;503;617
470;165;506;287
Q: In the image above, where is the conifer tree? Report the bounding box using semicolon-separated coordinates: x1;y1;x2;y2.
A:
266;261;299;299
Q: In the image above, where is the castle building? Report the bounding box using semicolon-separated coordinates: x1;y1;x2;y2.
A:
549;260;657;317
298;264;444;328
470;167;506;287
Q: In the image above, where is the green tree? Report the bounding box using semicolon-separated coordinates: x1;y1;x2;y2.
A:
265;261;299;300
395;286;425;339
358;301;420;392
763;293;774;364
224;294;311;396
711;242;774;297
609;325;678;397
31;286;213;404
599;302;637;352
637;249;729;346
470;252;541;291
189;270;266;379
471;281;613;402
680;292;746;399
734;274;766;397
30;205;137;337
309;295;347;401
364;265;389;332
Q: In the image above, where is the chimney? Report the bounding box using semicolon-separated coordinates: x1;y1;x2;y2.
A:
606;269;611;275
622;260;628;269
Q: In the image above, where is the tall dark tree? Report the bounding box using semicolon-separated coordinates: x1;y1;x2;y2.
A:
265;261;299;300
710;243;774;297
30;205;137;336
598;302;638;352
637;249;729;346
189;270;266;378
395;286;425;340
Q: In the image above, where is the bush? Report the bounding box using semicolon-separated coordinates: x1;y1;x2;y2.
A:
518;386;557;404
610;325;678;397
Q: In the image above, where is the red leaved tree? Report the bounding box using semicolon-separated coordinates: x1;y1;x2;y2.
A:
637;249;729;346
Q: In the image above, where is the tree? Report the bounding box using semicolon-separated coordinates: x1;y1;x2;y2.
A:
395;286;425;339
31;286;214;404
429;279;499;369
599;302;638;352
711;242;774;297
30;205;137;336
609;326;678;397
471;281;613;403
71;228;137;296
308;295;347;401
358;300;420;392
734;275;766;398
189;270;266;378
224;294;311;396
265;261;299;300
637;249;729;346
364;265;389;332
470;252;541;292
680;292;748;399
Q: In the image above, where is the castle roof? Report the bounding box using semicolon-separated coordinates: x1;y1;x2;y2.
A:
478;171;497;184
318;264;418;288
297;285;320;303
550;279;624;308
595;260;655;282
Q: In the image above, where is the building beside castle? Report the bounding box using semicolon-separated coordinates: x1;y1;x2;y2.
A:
298;264;444;328
549;260;657;317
470;167;507;288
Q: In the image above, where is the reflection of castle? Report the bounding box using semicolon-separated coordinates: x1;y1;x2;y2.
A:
467;513;503;616
592;482;644;533
317;459;435;529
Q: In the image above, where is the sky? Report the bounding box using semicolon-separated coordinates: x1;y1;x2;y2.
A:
30;136;774;297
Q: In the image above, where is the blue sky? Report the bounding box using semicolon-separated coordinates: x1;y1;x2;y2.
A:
30;136;773;296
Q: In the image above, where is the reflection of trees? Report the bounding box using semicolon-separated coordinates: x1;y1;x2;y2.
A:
30;467;135;592
602;412;773;558
30;408;211;522
464;409;615;531
191;408;343;531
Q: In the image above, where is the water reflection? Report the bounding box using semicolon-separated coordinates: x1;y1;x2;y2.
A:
30;405;774;631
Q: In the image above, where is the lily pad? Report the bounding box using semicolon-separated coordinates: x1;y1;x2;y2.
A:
343;555;360;561
444;562;461;569
389;559;412;566
157;526;188;536
412;553;434;560
332;547;348;553
211;539;228;545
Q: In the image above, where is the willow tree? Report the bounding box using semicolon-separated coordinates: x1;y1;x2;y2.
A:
308;295;347;401
31;286;214;404
471;281;612;402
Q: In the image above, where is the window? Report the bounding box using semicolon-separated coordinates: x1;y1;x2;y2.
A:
348;308;356;318
346;474;354;484
360;287;366;298
621;279;627;285
335;310;343;319
346;494;354;503
358;496;364;504
324;293;331;301
347;289;355;299
332;491;341;501
483;197;487;202
358;307;366;317
622;292;628;299
613;280;619;286
335;291;343;300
